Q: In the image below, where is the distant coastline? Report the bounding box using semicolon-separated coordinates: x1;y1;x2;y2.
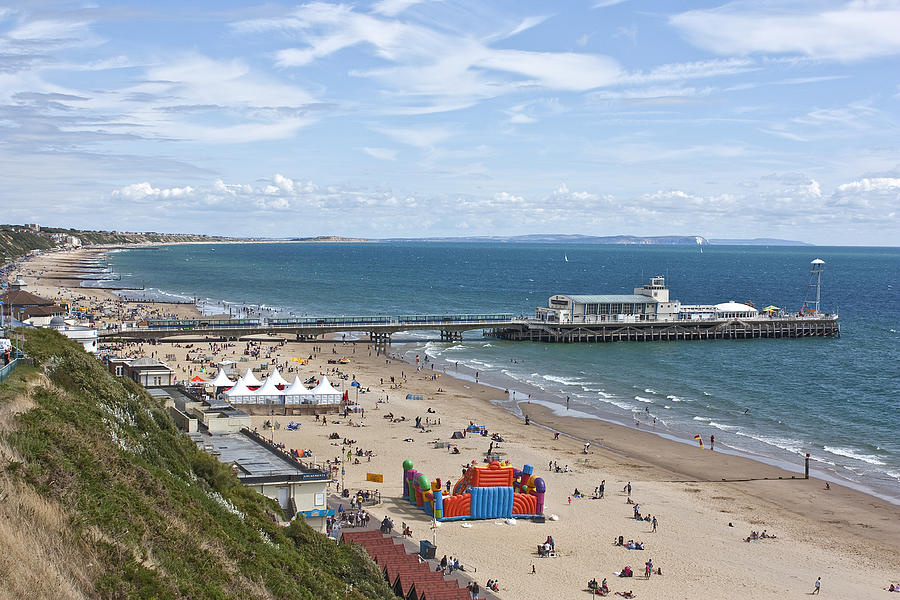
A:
708;237;812;246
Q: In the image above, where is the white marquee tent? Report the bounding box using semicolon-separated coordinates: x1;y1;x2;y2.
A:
283;377;314;405
223;379;257;404
211;369;235;388
311;376;342;404
238;369;262;388
265;367;289;388
256;376;285;405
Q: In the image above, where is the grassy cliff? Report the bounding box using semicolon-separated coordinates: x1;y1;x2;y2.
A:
0;229;56;263
0;328;394;599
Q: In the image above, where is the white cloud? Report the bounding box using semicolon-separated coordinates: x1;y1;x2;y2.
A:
374;125;452;148
836;177;900;192
372;0;428;17
7;19;92;42
760;101;891;142
112;182;194;201
671;1;900;61
507;112;536;124
624;58;757;84
93;173;898;242
240;2;623;112
363;146;398;160
142;55;315;107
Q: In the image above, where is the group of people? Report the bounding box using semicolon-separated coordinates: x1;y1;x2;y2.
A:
537;535;556;557
614;537;644;551
439;554;464;574
744;529;777;542
588;577;609;595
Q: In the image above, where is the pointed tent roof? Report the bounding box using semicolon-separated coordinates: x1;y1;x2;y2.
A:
238;369;262;388
266;367;289;388
256;375;284;397
311;375;341;396
224;378;256;398
211;369;234;387
284;376;312;396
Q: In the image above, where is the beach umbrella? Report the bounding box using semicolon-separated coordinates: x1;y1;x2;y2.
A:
763;305;780;313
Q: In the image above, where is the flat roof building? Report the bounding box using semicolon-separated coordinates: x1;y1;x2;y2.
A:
108;356;175;387
189;428;331;531
536;276;681;324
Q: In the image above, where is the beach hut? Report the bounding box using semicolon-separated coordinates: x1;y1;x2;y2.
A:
266;367;289;389
256;375;285;405
238;369;262;388
223;378;257;405
311;376;342;405
284;377;313;405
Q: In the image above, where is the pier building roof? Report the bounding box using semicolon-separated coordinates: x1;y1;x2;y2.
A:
714;301;758;313
562;294;658;304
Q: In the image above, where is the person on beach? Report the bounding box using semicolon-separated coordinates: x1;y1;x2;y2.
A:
710;434;715;450
812;577;821;594
625;482;632;495
599;480;605;498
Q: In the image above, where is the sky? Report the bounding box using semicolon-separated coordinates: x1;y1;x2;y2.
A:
0;0;899;245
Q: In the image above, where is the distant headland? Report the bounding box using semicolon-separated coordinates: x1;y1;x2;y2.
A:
1;224;814;265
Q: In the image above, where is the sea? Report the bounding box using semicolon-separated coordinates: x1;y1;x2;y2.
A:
99;242;900;502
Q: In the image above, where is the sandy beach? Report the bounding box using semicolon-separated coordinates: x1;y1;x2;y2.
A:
9;246;900;599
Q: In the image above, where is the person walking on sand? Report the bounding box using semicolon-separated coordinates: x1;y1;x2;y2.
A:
813;577;821;594
652;515;657;532
710;434;715;450
599;480;605;498
625;481;632;495
531;565;536;574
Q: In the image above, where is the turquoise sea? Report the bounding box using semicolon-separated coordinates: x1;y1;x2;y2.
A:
102;243;900;502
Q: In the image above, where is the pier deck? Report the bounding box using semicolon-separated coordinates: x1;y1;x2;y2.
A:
98;314;839;343
491;316;839;343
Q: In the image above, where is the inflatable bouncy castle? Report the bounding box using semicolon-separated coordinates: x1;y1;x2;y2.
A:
402;459;546;521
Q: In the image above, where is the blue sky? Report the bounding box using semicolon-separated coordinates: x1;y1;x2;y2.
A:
1;0;898;244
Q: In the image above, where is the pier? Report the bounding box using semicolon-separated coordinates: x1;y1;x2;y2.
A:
97;262;840;345
490;315;839;343
98;313;839;343
98;314;517;343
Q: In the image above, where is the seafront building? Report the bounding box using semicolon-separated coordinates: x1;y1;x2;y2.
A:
535;276;758;324
107;356;176;387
